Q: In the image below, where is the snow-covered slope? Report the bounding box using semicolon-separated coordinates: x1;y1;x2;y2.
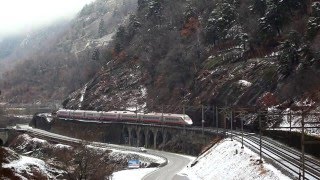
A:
178;139;290;180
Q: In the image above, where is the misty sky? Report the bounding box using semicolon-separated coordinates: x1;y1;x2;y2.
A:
0;0;95;38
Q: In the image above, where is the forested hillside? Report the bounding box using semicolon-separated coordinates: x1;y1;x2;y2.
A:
64;0;320;112
0;0;137;103
1;0;320;114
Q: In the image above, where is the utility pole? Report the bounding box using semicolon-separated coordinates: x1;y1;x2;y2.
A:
216;107;219;133
183;105;186;134
289;110;292;132
161;105;164;125
202;105;204;135
230;110;233;141
259;113;262;163
301;113;305;179
212;105;215;128
136;105;138;124
241;116;244;149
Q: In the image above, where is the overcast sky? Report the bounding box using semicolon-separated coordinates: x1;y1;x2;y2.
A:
0;0;95;38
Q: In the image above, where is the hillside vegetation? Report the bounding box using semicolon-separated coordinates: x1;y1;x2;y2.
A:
0;0;137;104
1;0;320;114
64;0;320;111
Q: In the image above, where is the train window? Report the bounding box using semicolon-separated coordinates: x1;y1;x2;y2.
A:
166;118;179;121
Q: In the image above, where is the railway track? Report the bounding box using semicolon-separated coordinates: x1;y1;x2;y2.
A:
183;125;320;179
230;131;320;180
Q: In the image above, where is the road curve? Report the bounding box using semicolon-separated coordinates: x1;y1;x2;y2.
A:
13;125;195;180
143;150;194;180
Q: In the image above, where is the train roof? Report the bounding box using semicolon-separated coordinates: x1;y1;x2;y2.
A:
58;109;191;118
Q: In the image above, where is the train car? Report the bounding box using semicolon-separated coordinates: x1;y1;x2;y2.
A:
56;109;193;126
119;111;139;121
70;110;85;119
84;111;101;120
163;113;193;125
57;109;71;118
140;113;162;123
101;111;119;121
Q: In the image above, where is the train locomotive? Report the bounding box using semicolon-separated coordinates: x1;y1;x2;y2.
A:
57;109;193;126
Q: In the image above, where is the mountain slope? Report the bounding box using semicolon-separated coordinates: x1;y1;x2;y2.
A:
0;0;137;104
63;0;320;124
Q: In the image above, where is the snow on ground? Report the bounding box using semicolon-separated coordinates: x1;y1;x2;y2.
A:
79;83;88;108
110;149;166;165
112;168;157;180
87;145;166;165
8;115;33;119
238;80;252;87
2;153;65;179
267;106;320;137
177;139;290;180
53;143;72;149
35;113;53;122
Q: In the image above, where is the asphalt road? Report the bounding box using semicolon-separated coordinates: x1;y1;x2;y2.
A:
143;150;194;180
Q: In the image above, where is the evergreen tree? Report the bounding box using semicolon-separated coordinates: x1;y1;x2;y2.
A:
307;2;320;40
98;19;106;38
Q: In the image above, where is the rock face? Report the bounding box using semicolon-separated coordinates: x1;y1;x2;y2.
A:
63;59;146;111
0;0;138;104
63;0;320;116
29;113;52;131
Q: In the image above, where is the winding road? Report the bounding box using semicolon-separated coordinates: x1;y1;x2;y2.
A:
143;150;194;180
13;125;195;180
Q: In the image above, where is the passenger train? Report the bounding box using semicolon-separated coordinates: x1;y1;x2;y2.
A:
57;109;193;126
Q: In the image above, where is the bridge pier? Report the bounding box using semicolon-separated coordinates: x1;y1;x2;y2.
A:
154;133;157;149
121;124;216;150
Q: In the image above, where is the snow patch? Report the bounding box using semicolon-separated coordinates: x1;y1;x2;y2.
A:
53;144;72;149
3;155;65;179
178;139;290;180
238;80;252;87
112;168;157;180
79;83;88;108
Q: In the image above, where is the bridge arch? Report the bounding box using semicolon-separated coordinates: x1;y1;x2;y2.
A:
165;132;172;143
146;130;154;148
122;127;129;144
131;129;138;146
155;131;163;148
138;130;146;147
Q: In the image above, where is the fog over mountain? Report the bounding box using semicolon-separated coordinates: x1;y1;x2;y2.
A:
0;0;95;38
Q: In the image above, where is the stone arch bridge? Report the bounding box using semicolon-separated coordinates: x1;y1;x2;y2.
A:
120;124;203;148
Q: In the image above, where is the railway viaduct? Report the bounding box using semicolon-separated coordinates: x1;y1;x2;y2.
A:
120;123;213;148
31;115;215;149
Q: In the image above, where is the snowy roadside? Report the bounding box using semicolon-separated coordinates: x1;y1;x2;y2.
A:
1;147;65;179
267;107;320;138
177;139;290;180
111;168;158;180
3;133;166;179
